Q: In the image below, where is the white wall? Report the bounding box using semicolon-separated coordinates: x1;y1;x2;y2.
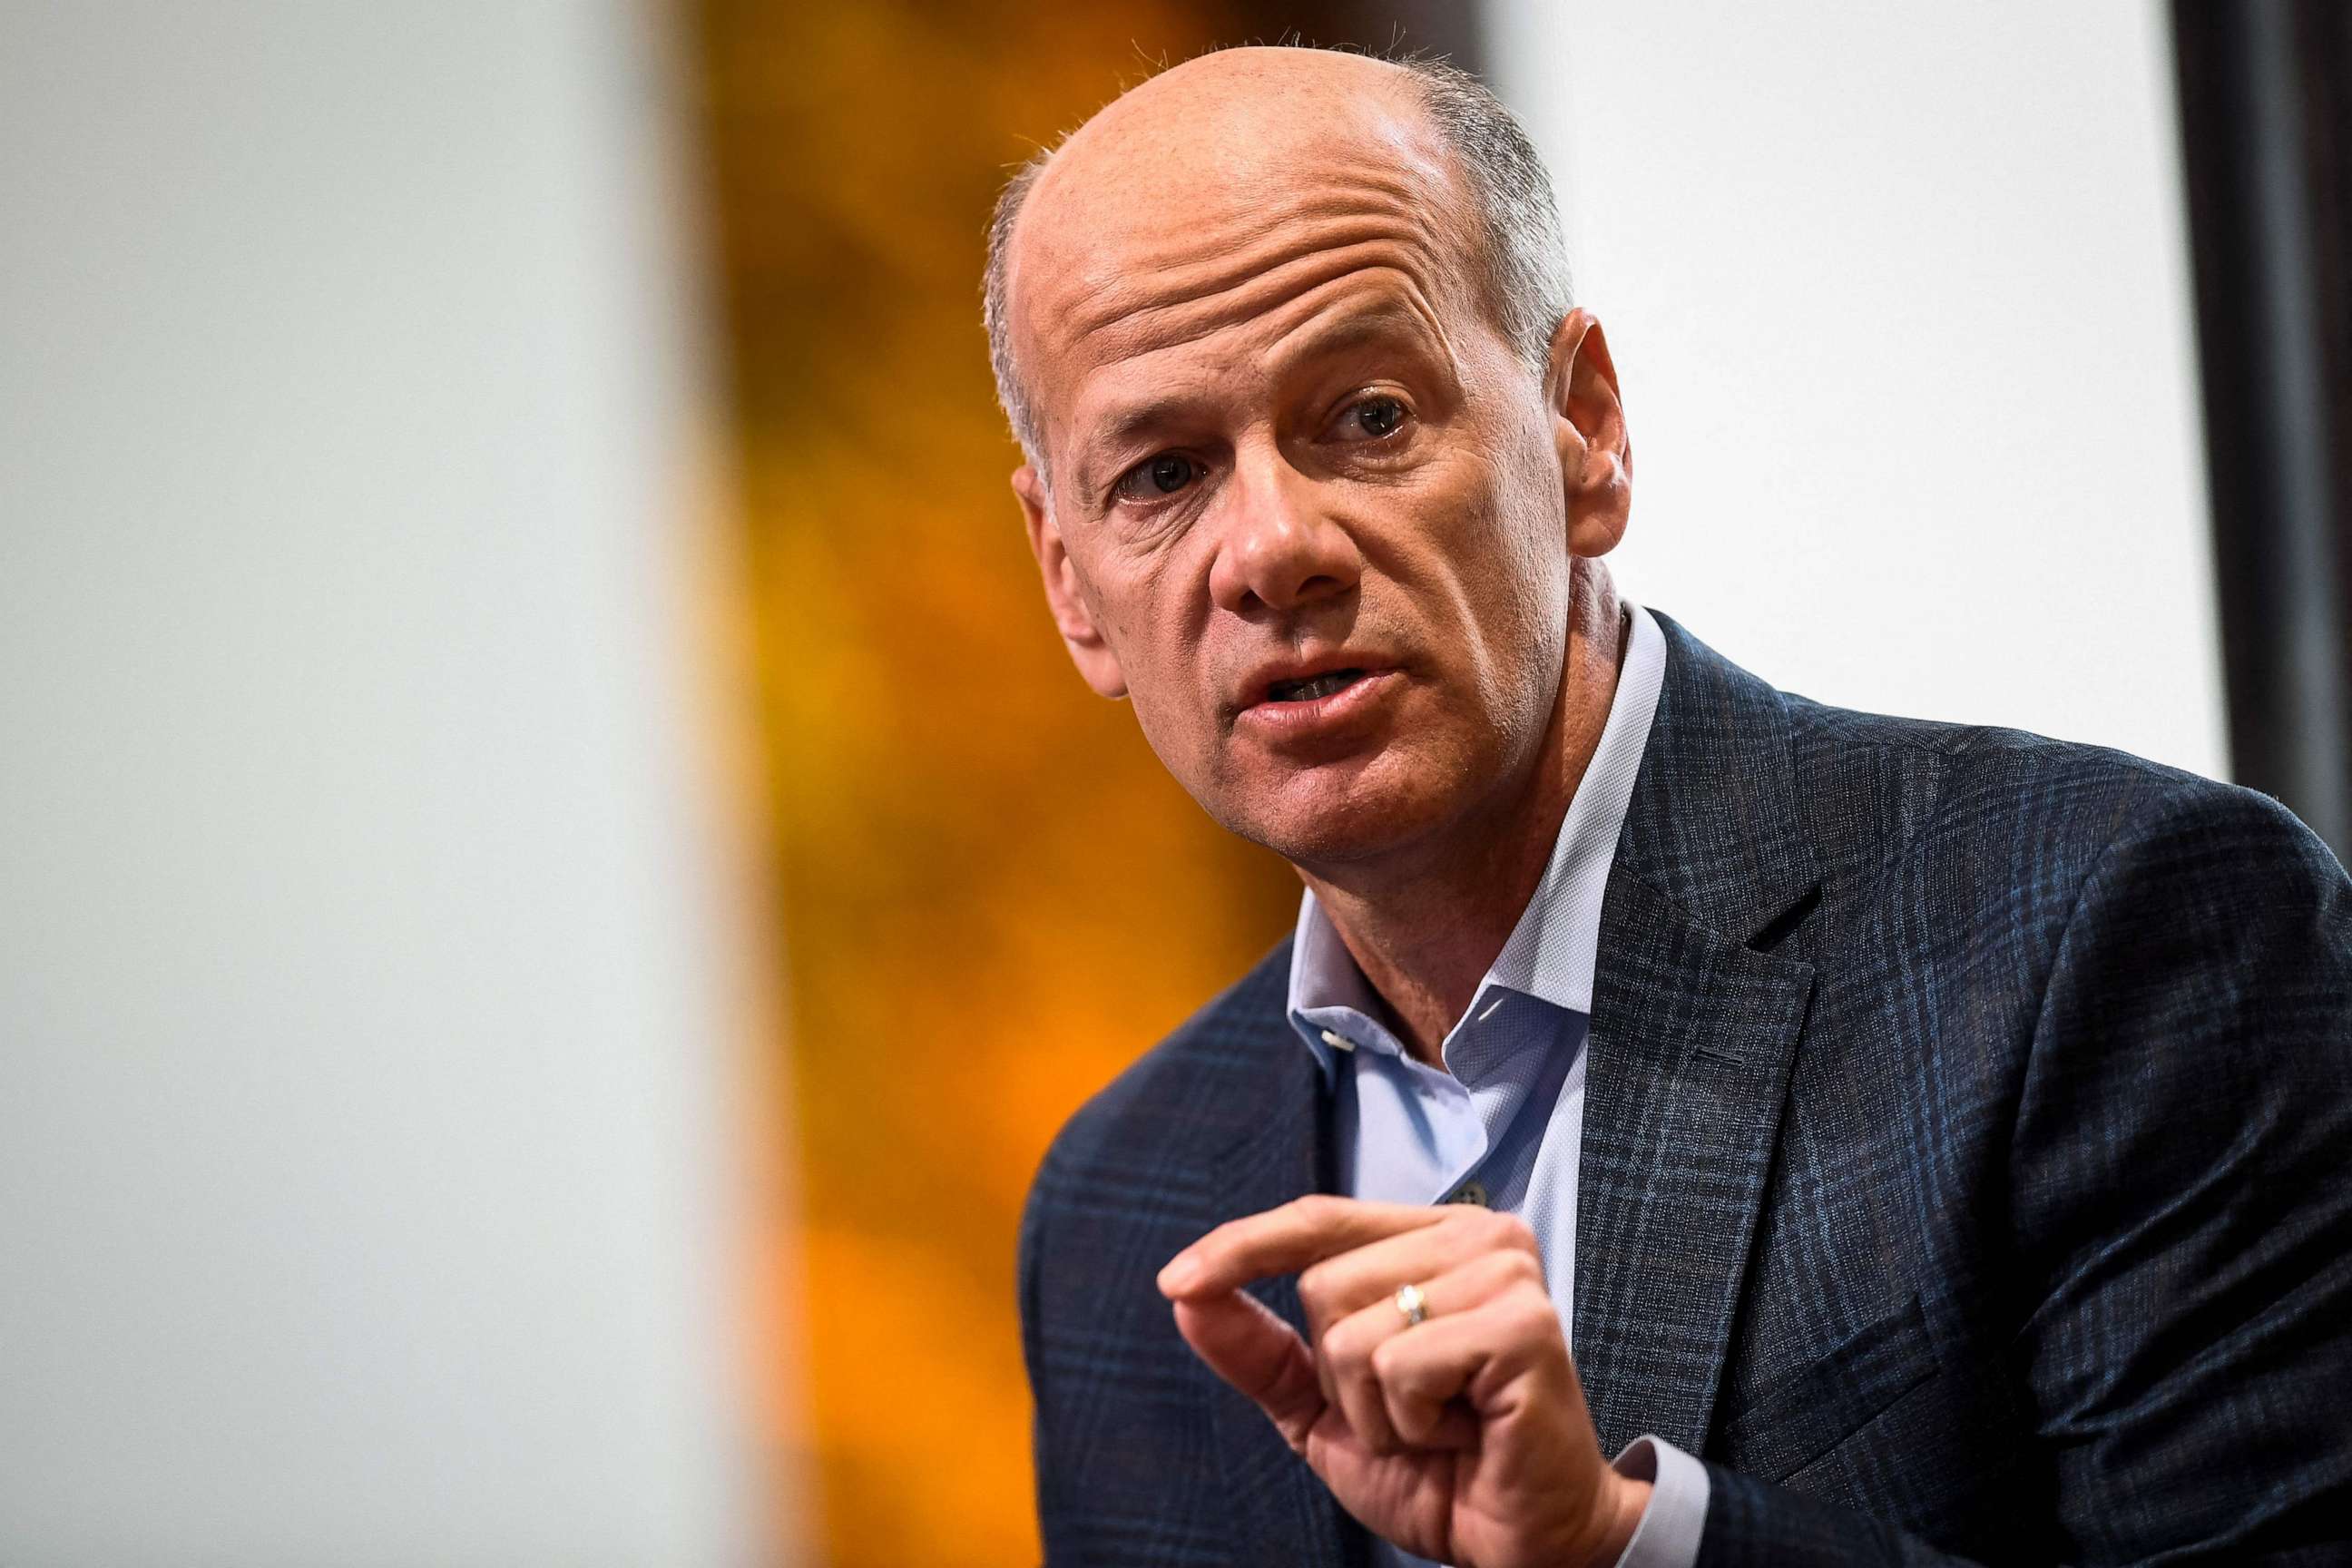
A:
1491;0;2227;776
0;4;771;1563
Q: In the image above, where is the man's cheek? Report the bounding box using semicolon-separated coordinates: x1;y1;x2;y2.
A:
1123;683;1200;775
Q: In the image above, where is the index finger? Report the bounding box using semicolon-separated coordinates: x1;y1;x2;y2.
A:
1158;1194;1451;1299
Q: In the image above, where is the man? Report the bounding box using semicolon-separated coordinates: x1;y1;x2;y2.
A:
987;44;2352;1567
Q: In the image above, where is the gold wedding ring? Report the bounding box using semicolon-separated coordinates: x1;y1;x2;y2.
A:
1393;1281;1429;1328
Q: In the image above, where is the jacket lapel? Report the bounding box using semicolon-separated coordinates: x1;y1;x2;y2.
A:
1573;614;1820;1458
1204;1025;1368;1566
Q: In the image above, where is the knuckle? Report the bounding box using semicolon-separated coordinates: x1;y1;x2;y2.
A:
1468;1247;1525;1289
1296;1261;1331;1316
1290;1193;1342;1225
1493;1211;1540;1253
1318;1318;1365;1375
1507;1291;1562;1345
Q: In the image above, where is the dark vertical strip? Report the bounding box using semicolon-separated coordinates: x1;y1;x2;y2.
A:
1236;0;1486;74
2172;1;2352;858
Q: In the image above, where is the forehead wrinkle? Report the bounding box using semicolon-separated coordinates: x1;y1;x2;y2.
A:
1063;271;1459;500
1051;164;1447;324
1072;230;1441;377
1260;281;1459;389
1073;260;1437;423
1060;162;1438;280
1027;139;1458;325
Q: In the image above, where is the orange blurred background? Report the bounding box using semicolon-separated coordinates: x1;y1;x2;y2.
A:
691;5;1302;1562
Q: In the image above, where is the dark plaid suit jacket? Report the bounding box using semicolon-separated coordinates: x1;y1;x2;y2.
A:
1019;612;2352;1565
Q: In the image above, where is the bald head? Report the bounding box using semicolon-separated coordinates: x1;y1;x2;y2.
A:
984;47;1570;475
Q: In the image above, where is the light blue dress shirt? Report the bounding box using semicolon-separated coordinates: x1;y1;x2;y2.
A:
1284;604;1709;1568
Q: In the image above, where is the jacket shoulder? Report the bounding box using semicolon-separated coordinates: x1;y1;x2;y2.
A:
1780;688;2310;881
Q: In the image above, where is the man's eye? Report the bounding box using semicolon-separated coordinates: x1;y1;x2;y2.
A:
1114;452;1201;502
1339;396;1409;441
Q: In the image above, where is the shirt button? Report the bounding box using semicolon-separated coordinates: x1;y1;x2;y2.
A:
1445;1180;1489;1208
1319;1028;1357;1053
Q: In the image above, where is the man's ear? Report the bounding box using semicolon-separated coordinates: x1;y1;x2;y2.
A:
1544;307;1632;560
1014;464;1129;700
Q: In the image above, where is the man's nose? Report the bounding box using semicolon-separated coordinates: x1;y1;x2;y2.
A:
1206;460;1363;617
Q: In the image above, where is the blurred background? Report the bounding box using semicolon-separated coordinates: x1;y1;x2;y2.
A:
3;1;2345;1564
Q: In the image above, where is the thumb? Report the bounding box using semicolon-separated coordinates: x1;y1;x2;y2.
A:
1171;1289;1327;1452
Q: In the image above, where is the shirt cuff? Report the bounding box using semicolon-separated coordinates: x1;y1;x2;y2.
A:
1608;1435;1710;1568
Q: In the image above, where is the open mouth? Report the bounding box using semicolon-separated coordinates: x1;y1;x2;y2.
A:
1266;668;1367;703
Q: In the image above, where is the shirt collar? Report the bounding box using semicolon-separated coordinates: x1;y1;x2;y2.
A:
1287;603;1670;1077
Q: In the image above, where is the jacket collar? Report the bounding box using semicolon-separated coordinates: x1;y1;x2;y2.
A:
1610;612;1819;946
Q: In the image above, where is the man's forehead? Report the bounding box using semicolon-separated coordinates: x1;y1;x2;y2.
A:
1005;50;1475;444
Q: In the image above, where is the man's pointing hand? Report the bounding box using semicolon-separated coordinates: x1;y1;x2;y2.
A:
1158;1194;1649;1568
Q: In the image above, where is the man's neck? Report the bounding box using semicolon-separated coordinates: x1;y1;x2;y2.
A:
1299;568;1627;1067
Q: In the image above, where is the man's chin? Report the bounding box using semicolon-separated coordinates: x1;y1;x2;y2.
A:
1217;763;1462;870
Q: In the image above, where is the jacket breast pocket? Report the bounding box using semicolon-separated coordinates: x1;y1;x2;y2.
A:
1716;1289;1936;1484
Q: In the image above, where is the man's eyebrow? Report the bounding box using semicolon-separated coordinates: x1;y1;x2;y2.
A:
1097;395;1201;452
1073;393;1210;493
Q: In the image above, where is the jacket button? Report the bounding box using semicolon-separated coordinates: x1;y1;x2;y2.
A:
1445;1181;1488;1208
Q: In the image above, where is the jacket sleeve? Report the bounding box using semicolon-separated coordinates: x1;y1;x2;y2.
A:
1696;779;2352;1566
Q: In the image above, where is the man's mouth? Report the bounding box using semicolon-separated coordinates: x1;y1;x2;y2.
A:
1266;668;1367;703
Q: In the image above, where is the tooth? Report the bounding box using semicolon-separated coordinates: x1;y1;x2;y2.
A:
1269;669;1366;702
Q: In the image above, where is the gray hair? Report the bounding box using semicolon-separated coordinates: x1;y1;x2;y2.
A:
981;53;1574;476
